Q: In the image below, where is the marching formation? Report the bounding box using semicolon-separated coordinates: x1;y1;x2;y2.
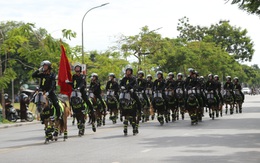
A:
32;60;245;143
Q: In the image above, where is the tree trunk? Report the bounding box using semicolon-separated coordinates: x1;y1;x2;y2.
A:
0;57;6;120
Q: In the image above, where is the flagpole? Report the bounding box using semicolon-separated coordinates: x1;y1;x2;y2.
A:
81;3;109;64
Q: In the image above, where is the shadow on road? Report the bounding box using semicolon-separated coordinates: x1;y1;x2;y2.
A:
93;135;126;139
162;151;260;163
140;132;260;149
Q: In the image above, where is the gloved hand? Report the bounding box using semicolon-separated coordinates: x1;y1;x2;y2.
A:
45;92;49;96
38;67;43;72
77;87;80;90
130;89;134;93
65;79;70;83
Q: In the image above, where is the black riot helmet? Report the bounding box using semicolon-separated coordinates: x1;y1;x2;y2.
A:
41;60;52;71
74;64;82;72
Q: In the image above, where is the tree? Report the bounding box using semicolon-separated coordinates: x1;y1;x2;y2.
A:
69;50;129;89
62;29;76;40
116;24;253;82
226;0;260;15
149;38;245;79
118;26;163;71
242;64;260;87
177;17;255;62
0;21;73;95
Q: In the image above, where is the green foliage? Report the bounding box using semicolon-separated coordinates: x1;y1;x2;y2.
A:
118;26;163;71
70;45;82;61
226;0;260;15
177;17;254;62
242;64;260;87
84;51;129;87
117;23;257;87
0;68;16;90
0;21;72;95
150;39;244;79
62;29;77;40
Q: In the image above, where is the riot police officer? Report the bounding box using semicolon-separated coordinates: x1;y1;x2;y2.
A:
119;67;142;112
214;75;223;105
165;72;175;90
89;73;107;109
32;60;62;120
233;77;245;102
66;64;93;111
136;71;150;107
205;74;219;105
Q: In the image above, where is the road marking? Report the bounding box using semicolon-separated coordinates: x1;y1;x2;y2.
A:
183;133;189;136
141;149;152;153
112;162;120;163
0;147;27;154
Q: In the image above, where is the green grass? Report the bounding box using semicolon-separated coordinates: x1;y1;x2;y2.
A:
2;119;14;124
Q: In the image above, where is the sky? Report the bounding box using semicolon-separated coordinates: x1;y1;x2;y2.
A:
1;0;260;66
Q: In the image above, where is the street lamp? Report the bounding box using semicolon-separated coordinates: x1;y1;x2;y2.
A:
81;3;109;64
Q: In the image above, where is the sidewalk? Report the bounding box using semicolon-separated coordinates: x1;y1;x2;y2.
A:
0;120;39;129
0;117;74;129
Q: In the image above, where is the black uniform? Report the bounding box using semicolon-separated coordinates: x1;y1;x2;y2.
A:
120;75;142;111
153;78;166;91
205;80;219;105
174;80;185;91
174;79;185;99
106;80;119;99
146;80;153;89
185;75;199;102
185;76;198;90
153;78;167;109
194;78;205;107
89;79;106;109
215;80;223;104
199;78;206;92
224;81;235;100
234;83;245;102
165;78;175;90
224;81;234;90
136;78;150;107
205;80;217;91
199;78;207;106
67;74;93;110
32;70;61;118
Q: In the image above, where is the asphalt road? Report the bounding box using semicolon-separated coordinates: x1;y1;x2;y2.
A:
0;95;260;163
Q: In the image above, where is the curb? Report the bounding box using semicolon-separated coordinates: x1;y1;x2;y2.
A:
0;121;40;129
0;117;73;129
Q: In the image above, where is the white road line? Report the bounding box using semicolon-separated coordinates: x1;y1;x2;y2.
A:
141;149;152;153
